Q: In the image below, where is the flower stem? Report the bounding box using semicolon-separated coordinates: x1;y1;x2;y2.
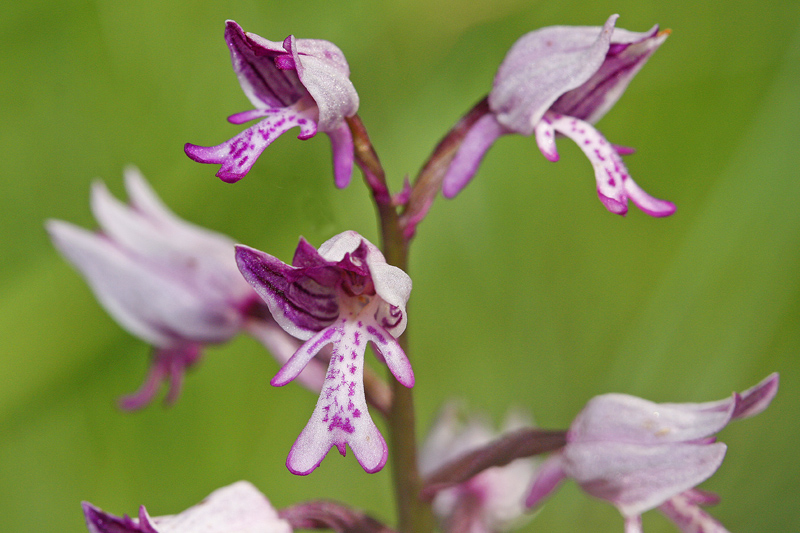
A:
347;115;435;533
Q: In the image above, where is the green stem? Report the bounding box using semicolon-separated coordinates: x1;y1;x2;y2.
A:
346;116;435;533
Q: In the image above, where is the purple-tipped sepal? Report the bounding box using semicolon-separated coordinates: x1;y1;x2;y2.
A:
82;481;292;533
236;231;413;474
186;21;359;187
525;374;778;530
443;15;673;217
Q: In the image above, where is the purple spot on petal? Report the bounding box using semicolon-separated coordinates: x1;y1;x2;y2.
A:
348;382;356;397
366;325;387;345
353;331;360;346
328;414;355;434
353;409;361;418
351;350;358;360
609;178;616;186
349;364;357;374
357;321;363;328
308;328;336;353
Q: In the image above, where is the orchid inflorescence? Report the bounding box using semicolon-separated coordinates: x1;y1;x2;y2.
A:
48;14;777;533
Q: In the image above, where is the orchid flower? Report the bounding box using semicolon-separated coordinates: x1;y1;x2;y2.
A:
525;373;779;533
83;481;292;533
443;15;675;217
236;231;413;475
185;20;359;188
420;403;538;533
47;167;314;408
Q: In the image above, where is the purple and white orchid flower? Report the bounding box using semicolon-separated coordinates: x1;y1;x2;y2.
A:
420;403;538;533
443;15;675;217
47;167;316;408
83;481;292;533
185;20;359;188
525;373;779;533
235;231;413;475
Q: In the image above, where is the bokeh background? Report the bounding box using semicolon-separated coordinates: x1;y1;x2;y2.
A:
2;0;799;531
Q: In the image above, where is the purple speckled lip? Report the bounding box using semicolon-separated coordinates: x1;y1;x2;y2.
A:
235;231;414;474
185;20;359;188
442;15;675;218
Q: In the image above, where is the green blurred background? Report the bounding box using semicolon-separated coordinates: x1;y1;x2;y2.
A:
2;0;799;531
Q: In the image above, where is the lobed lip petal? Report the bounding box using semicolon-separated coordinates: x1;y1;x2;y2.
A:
534;117;559;161
563;441;727;516
623;177;677;217
544;111;674;216
285;321;388;475
271;325;339;387
364;320;414;387
184;108;318;183
545;112;631;214
244;318;326;392
490;15;619;135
